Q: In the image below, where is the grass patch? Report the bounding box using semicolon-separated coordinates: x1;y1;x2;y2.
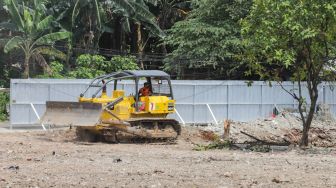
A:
193;140;232;151
0;92;9;121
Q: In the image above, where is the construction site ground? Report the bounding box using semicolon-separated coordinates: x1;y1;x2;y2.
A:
0;125;336;188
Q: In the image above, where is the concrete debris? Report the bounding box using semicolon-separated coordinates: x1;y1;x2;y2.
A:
272;178;281;183
113;158;122;163
7;165;19;170
153;170;164;174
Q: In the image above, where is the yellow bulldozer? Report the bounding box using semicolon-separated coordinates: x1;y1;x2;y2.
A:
41;70;181;142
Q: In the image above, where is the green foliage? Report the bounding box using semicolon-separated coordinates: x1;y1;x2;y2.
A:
68;54;107;78
248;145;271;153
193;140;231;151
36;61;66;78
0;92;9;121
110;55;139;72
68;67;105;79
241;0;336;82
68;54;139;78
164;0;251;75
1;0;71;78
76;54;107;70
38;54;139;79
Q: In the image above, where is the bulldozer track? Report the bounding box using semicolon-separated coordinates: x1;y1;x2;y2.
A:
128;118;181;135
75;118;181;144
101;130;177;144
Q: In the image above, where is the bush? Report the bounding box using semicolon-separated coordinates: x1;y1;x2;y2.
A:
36;54;140;79
0;92;9;121
68;67;106;79
109;55;139;72
68;54;139;78
36;61;66;78
67;54;107;78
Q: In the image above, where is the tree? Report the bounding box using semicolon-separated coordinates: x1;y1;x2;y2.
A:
241;0;336;146
164;0;251;79
2;0;71;78
145;0;190;54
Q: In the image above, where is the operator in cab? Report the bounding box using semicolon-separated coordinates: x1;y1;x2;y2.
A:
139;82;152;97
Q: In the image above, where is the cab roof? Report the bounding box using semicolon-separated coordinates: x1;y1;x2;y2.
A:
114;70;170;78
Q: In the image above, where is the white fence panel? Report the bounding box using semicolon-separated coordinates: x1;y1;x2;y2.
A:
10;79;336;126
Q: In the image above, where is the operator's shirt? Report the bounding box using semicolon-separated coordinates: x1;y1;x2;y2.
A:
139;87;151;96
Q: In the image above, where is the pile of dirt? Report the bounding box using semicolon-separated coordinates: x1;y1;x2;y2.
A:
202;105;336;147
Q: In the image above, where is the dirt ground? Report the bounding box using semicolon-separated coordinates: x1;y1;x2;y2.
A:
0;127;336;188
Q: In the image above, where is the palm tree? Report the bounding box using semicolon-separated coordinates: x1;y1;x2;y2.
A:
2;0;71;78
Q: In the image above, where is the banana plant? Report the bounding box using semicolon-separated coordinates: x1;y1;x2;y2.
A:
69;0;164;48
106;0;165;69
2;0;71;78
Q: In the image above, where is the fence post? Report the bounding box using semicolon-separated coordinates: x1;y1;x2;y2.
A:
30;103;46;130
193;84;196;124
260;84;263;118
206;104;218;125
174;108;186;126
323;83;326;104
227;84;229;120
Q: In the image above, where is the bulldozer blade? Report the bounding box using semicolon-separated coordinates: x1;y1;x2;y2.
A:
41;101;103;126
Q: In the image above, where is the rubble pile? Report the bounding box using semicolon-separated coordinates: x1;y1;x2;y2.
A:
205;105;336;147
231;111;336;147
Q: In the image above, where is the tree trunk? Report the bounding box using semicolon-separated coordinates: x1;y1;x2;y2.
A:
121;29;125;53
161;43;167;55
23;55;30;79
301;123;310;147
300;84;319;147
65;39;73;70
136;23;144;70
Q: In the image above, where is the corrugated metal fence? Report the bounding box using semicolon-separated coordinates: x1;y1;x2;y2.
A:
10;79;336;126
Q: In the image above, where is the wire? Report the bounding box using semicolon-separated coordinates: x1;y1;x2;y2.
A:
52;43;212;63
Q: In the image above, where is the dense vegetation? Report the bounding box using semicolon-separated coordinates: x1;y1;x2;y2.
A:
2;0;335;83
0;0;255;83
165;0;252;79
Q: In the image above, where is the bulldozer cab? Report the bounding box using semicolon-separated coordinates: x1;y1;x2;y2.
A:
79;70;174;112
